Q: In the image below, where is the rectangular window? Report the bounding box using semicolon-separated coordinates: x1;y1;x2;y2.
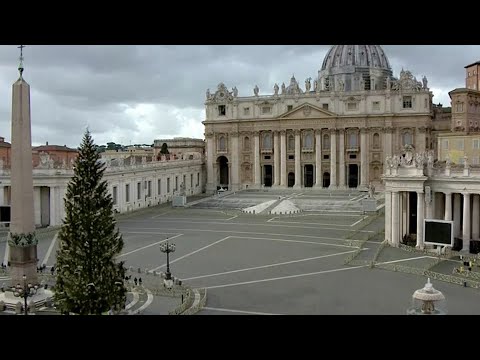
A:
443;140;449;150
473;157;480;165
372;101;380;111
347;102;357;111
190;174;193;188
175;176;178;191
167;178;170;193
125;184;130;203
456;139;464;150
403;96;412;109
456;103;464;112
147;180;152;197
473;139;480;149
218;105;226;116
264;155;271;160
112;186;117;205
323;154;330;160
262;106;272;115
287;105;293;111
243;107;250;116
322;104;329;110
137;182;141;200
288;155;294;160
157;179;161;195
349;154;357;159
197;173;200;186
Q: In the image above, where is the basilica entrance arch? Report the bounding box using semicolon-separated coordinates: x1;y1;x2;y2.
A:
348;164;359;188
263;165;273;187
287;172;295;187
304;165;313;188
217;156;229;189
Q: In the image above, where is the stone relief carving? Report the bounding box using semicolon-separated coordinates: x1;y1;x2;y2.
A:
213;83;233;102
38;152;50;168
337;79;344;91
303;106;311;116
391;69;423;91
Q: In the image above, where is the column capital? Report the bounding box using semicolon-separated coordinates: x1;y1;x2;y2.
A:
338;128;345;134
205;132;214;139
294;129;301;136
279;130;287;136
417;126;427;133
329;128;337;134
240;131;252;137
253;131;260;136
314;129;322;136
360;127;369;134
230;131;239;137
383;127;395;134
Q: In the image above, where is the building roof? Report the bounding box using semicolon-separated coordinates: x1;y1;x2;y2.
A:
33;145;78;152
321;45;391;72
0;141;11;148
465;61;480;68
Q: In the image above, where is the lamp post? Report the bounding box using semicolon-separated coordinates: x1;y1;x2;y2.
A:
160;239;175;288
12;274;38;315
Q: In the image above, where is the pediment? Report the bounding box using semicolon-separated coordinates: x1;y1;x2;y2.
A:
278;103;336;119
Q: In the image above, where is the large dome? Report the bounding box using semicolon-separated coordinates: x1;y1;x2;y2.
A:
321;45;391;71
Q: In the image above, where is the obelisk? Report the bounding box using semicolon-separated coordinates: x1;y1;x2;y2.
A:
7;45;38;286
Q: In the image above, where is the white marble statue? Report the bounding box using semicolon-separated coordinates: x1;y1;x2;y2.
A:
254;85;259;96
232;86;238;97
305;78;311;92
281;82;286;95
274;83;279;96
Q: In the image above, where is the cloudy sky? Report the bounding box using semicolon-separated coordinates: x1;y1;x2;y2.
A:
0;45;478;148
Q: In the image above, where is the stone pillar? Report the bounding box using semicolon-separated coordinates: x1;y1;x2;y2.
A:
280;131;286;187
417;192;425;249
338;129;346;189
329;128;337;189
273;131;280;187
0;186;4;205
360;128;368;190
254;132;261;188
230;132;240;191
314;130;322;187
444;192;452;221
472;194;480;240
391;191;400;246
50;186;57;226
385;191;392;244
384;127;393;174
454;193;461;238
206;133;215;193
463;193;471;252
293;130;301;189
8;70;38;286
425;189;433;219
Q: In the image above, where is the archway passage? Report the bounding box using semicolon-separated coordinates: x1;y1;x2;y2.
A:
264;165;273;187
304;165;313;188
218;156;229;189
348;164;358;188
287;172;295;188
322;172;330;188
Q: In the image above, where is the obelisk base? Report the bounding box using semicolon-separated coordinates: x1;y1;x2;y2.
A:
8;243;38;286
0;287;54;313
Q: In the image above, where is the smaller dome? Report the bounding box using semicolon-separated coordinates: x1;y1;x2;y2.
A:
285;75;303;95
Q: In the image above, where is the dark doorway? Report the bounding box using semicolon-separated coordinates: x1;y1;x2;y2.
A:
287;172;295;187
264;165;273;187
348;164;359;188
304;165;313;188
409;192;417;235
218;156;229;189
323;172;330;188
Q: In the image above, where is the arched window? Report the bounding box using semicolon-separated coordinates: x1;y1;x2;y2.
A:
402;132;413;146
288;135;295;151
304;133;313;149
244;136;250;151
373;133;380;148
263;132;272;149
323;134;330;150
219;136;226;151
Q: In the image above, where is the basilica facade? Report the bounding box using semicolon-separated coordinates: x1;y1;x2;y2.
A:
203;45;434;193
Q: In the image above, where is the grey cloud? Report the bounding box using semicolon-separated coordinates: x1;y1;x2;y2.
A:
0;45;478;147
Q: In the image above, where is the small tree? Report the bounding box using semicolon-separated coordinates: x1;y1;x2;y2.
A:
54;130;126;315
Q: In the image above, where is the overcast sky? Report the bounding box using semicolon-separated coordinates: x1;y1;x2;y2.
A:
0;45;478;148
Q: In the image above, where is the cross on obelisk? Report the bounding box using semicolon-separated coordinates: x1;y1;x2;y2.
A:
8;44;38;286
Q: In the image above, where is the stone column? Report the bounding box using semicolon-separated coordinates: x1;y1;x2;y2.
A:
417;191;425;249
254;132;261;188
230;132;240;191
425;189;433;219
293;130;301;189
384;127;393;174
0;186;4;205
338;129;346;189
444;192;452;221
206;133;215;193
314;130;322;187
273;131;280;187
329;128;337;189
50;186;57;226
280;130;287;187
472;194;480;240
454;193;461;238
360;128;368;190
385;191;392;244
463;193;471;252
391;191;400;246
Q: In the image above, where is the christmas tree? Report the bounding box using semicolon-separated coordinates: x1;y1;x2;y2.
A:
54;130;126;315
